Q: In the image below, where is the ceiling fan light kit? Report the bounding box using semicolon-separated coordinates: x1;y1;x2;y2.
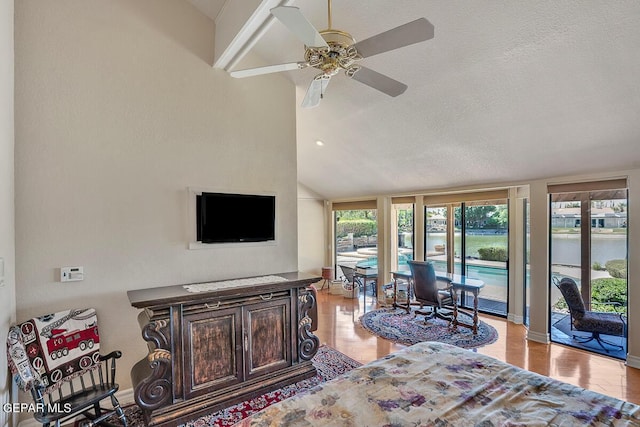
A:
304;29;361;78
230;0;434;108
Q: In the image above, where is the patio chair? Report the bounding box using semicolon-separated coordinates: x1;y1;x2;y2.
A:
408;260;454;322
6;308;127;427
555;278;626;352
339;265;376;296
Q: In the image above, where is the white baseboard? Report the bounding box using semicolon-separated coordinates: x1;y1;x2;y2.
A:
507;313;524;324
625;354;640;369
117;388;135;406
526;329;550;344
16;418;35;427
17;388;135;427
1;387;10;427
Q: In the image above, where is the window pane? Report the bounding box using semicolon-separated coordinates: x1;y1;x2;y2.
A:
425;206;447;274
464;203;508;316
395;204;413;271
335;209;378;285
589;198;627;314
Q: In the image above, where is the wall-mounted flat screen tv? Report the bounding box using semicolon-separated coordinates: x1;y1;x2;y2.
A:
197;192;275;243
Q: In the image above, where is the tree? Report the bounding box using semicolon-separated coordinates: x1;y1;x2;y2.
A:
485;206;508;229
396;209;413;233
613;202;627;213
335;209;377;221
452;205;508;229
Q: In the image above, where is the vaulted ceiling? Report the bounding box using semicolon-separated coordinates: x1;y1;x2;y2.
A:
193;1;640;199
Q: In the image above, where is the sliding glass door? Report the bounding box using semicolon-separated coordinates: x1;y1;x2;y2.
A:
425;198;509;317
549;188;628;358
459;201;509;316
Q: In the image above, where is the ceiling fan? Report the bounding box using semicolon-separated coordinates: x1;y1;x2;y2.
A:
230;0;435;108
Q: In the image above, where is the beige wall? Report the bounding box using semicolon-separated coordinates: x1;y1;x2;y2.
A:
0;1;16;426
14;0;298;392
297;183;325;276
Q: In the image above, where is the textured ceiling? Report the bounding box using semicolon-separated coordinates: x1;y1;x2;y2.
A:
234;1;640;199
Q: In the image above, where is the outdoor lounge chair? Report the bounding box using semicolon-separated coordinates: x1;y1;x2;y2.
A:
555;277;626;352
339;265;376;296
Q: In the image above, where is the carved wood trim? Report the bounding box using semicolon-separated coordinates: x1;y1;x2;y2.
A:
135;320;173;418
142;319;170;350
298;288;319;361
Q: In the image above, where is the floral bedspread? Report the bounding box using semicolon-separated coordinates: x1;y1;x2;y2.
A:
235;341;640;426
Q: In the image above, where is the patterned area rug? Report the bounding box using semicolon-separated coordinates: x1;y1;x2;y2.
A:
117;345;361;427
360;307;498;349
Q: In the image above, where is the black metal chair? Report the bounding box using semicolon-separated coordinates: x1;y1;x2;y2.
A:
408;260;454;322
339;265;376;296
555;277;626;352
6;308;127;427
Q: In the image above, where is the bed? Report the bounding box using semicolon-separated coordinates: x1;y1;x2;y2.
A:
235;341;640;426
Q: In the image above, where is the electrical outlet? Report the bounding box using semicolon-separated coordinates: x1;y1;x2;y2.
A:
61;266;84;282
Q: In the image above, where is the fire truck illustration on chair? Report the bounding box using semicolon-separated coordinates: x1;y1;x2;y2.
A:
46;324;99;359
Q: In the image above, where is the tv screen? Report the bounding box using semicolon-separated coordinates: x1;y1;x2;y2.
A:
197;192;275;243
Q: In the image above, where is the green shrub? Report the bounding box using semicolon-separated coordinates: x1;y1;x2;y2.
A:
590;302;624;313
336;219;377;238
605;259;627;279
477;247;508;262
554;277;627;313
554;298;568;312
591;277;627;305
592;262;603;271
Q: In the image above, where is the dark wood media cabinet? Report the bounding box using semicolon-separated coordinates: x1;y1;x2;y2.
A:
127;272;321;426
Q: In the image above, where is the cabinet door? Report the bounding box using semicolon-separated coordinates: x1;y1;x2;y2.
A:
244;297;291;380
182;306;242;399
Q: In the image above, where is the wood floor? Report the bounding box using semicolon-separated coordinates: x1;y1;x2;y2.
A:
313;288;640;405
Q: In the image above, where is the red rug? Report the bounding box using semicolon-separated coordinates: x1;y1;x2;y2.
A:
119;345;361;426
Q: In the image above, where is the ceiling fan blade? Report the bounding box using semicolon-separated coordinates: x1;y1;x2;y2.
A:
350;66;407;97
302;78;330;109
353;18;434;58
230;62;307;78
271;6;329;48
